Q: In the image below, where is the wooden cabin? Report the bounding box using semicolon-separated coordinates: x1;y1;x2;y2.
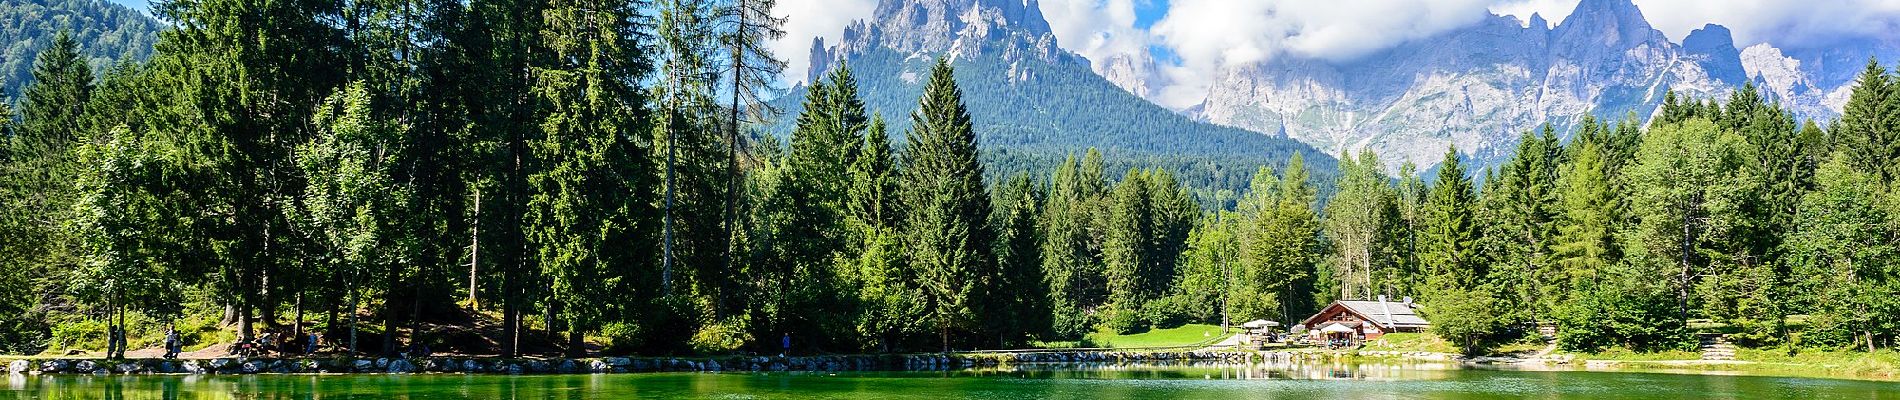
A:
1299;297;1430;341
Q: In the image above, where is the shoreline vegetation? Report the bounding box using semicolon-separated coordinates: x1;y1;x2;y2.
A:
5;0;1900;391
5;344;1894;383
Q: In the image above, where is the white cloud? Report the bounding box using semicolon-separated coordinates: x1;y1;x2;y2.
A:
1490;0;1900;46
1143;0;1497;108
1039;0;1150;65
773;0;879;84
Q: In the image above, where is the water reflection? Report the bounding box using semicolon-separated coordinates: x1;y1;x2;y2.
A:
3;362;1895;400
961;358;1459;381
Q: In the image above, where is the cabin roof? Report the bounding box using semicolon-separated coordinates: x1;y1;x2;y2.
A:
1300;299;1431;330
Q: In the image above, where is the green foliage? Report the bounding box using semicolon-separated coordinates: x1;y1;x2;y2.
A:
0;0;159;98
1324;150;1402;300
900;59;991;351
1555;271;1694;352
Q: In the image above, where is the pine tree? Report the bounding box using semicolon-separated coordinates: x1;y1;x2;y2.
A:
1835;60;1898;185
845;114;917;352
150;0;344;340
987;173;1049;346
1420;147;1483;289
1041;150;1107;338
720;0;788;291
527;0;659;356
899;59;990;352
1553;135;1619;292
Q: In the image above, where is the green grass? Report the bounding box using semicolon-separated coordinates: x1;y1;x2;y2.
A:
1571;347;1703;361
1358;332;1458;354
1082;324;1231;349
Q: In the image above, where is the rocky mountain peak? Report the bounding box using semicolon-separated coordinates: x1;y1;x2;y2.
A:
1552;0;1662;49
1528;12;1550;31
810;0;1070;80
1683;24;1747;85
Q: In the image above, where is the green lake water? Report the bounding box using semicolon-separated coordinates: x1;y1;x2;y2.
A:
4;362;1897;399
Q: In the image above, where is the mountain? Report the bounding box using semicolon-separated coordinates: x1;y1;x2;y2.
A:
1137;0;1896;169
784;0;1335;196
0;0;162;98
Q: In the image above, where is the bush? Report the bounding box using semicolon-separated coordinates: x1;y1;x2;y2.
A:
599;322;644;356
1556;276;1694;352
1140;297;1194;329
1425;285;1506;355
1099;306;1146;335
689;317;751;355
1049;306;1095;340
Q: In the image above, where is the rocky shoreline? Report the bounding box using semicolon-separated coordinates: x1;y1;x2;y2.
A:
4;350;1267;375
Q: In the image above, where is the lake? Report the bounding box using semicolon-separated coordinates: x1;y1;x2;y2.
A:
4;361;1896;399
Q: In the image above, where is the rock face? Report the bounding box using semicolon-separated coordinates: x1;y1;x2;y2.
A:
809;0;1081;84
1159;0;1896;170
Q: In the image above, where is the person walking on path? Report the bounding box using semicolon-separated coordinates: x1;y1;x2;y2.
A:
780;333;791;357
163;328;181;359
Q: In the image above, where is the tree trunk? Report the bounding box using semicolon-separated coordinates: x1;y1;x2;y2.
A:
468;188;481;308
568;324;585;358
348;286;360;355
293;291;305;341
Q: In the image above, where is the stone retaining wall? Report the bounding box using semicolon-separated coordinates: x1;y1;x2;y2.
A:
3;350;1254;375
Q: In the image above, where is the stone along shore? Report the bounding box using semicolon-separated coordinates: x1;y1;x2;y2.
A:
5;350;1262;375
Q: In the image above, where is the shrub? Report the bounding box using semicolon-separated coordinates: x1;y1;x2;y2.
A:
690;317;751;355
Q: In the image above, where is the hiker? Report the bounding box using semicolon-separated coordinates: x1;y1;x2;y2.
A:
163;328;181;359
305;332;320;355
780;333;791;357
258;332;278;356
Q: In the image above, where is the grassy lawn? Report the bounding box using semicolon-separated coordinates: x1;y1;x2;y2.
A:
1359;332;1458;354
1081;324;1231;349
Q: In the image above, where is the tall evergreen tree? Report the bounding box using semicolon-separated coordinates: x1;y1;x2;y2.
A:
899;59;990;352
1834;60;1898;185
987;173;1049;346
1041;149;1107;338
527;0;659;356
1420;147;1483;288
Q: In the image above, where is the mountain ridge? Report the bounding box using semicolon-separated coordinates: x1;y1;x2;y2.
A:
786;0;1336;196
1090;0;1896;170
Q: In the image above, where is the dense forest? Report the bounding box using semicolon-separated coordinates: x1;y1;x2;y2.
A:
0;0;160;98
1;0;1899;359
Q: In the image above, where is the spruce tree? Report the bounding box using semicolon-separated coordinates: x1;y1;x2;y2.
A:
527;0;659;356
899;59;990;352
987;173;1048;346
1420;147;1482;289
1836;59;1898;184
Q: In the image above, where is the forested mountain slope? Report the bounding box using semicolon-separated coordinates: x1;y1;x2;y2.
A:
0;0;161;97
778;0;1335;199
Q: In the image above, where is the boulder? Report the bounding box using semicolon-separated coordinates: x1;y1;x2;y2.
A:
241;360;267;374
40;360;67;373
556;360;577;373
387;359;417;374
462;360;481;373
603;357;631;367
352;359;374;372
7;360;27;374
504;364;524;375
374;358;389;368
181;361;205;374
115;362;141;374
73;360;96;373
207;358;233;372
